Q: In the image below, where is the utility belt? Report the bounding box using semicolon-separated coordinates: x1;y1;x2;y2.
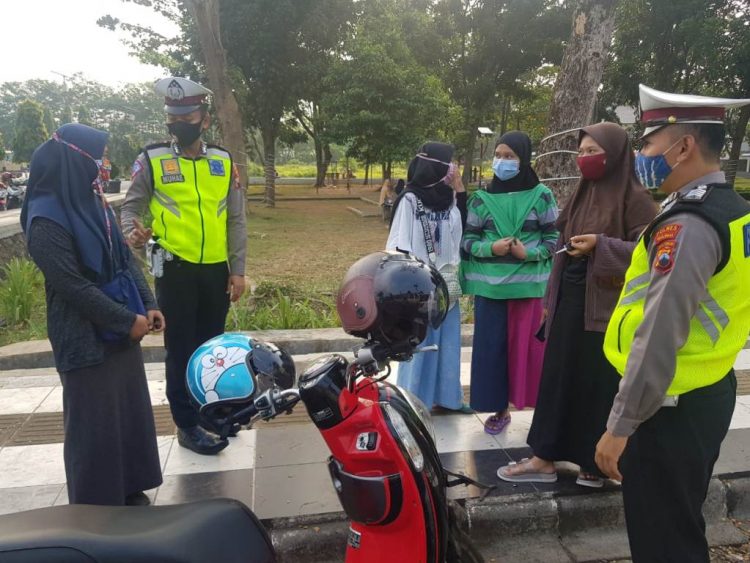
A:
659;369;736;408
147;239;177;278
147;239;227;278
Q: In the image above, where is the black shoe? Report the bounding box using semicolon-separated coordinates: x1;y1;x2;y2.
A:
177;425;229;455
125;492;151;506
199;421;241;438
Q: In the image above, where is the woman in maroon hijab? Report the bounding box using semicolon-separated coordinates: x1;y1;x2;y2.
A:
498;122;658;487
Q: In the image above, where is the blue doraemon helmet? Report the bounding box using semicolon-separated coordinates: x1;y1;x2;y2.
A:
186;333;297;437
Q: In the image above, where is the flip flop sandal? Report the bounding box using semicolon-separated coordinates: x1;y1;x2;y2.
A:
497;458;558;483
576;474;604;488
483;413;511;435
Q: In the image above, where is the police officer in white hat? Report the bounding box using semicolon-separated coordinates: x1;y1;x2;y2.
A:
121;77;247;455
595;84;750;562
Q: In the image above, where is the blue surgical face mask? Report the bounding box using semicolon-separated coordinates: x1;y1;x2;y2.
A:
634;137;683;191
492;157;520;181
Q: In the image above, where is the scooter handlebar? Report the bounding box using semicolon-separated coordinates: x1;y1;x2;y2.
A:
250;387;301;421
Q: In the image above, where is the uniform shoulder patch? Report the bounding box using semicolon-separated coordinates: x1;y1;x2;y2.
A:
654;240;678;274
131;159;144;180
653;223;682;246
681;184;712;203
232;163;242;189
652;222;682;275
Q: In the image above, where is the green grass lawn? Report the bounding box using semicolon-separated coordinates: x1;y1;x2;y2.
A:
245;198;388;292
249;163;410;179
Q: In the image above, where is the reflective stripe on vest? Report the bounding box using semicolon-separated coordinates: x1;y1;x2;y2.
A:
147;147;232;264
604;213;750;396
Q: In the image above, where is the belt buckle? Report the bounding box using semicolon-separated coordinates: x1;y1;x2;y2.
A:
662;395;679;408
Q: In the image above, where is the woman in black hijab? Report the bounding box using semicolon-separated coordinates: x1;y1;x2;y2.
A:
461;131;559;433
386;142;470;413
22;124;163;506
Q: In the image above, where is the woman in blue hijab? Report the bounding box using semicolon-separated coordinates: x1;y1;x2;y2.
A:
22;124;164;506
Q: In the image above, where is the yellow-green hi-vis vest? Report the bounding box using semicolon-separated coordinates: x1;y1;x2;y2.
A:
145;143;233;264
604;183;750;396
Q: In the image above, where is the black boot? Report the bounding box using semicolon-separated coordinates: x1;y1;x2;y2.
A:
125;492;151;506
177;426;229;455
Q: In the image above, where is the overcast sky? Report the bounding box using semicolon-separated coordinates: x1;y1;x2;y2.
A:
2;0;177;87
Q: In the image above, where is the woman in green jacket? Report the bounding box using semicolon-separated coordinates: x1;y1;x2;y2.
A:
461;131;559;434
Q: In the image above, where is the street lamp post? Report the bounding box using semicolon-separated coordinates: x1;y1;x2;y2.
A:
477;127;494;189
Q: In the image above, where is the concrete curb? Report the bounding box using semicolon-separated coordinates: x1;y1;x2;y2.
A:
0;326;476;371
266;475;750;562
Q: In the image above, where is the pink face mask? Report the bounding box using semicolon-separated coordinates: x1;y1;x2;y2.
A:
416;154;457;187
53;133;114;252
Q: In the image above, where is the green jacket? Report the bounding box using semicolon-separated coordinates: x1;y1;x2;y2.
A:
460;184;559;299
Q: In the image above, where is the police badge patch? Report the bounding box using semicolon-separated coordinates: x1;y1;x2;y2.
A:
167;79;185;101
209;159;226;176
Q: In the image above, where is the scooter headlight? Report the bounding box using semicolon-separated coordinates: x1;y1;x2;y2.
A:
382;403;424;472
399;389;436;443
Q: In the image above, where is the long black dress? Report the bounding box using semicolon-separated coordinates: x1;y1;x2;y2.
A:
28;218;162;505
526;260;621;476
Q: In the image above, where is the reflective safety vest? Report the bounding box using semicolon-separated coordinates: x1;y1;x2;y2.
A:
604;183;750;396
146;143;233;264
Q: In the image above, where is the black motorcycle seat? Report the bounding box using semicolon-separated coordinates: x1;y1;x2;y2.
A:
0;498;275;563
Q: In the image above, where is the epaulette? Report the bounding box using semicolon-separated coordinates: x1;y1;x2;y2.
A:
206;143;233;160
143;141;172;153
679;184;713;203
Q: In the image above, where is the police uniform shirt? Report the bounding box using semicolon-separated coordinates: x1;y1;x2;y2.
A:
607;170;726;437
121;143;247;276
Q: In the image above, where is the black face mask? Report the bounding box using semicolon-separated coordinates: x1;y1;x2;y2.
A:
167;120;203;147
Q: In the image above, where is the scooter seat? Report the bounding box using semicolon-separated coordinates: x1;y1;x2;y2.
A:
0;498;275;563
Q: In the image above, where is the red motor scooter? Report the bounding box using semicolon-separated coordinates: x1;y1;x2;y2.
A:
0;252;489;562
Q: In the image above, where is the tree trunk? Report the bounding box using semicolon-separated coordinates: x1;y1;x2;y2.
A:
323;143;332;183
534;0;618;206
462;126;478;185
500;95;511;135
381;163;387;182
387;161;392;180
726;105;750;188
184;0;248;190
261;126;276;207
313;135;325;187
364;163;370;185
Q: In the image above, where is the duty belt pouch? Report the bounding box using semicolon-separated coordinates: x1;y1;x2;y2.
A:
147;239;173;279
415;197;462;307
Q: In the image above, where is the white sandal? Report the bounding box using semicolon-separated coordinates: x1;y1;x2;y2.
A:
497;458;558;483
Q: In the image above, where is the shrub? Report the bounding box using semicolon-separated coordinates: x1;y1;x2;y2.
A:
226;283;341;331
0;258;44;326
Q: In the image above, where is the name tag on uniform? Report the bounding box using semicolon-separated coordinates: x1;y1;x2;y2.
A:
161;159;185;184
209;159;226;176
